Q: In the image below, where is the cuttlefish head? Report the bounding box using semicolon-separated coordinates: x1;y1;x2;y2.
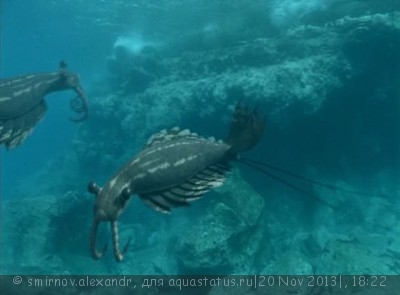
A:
87;181;133;262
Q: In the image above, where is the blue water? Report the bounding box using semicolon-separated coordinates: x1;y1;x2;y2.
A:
1;0;400;283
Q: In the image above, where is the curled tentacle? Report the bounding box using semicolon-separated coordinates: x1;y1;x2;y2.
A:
90;219;107;259
111;220;132;262
70;96;87;113
69;85;89;122
69;95;88;122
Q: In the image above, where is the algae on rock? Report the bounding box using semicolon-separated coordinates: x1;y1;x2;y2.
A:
177;169;265;274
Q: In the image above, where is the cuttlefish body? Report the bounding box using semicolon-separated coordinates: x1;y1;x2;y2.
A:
88;104;265;261
0;61;88;149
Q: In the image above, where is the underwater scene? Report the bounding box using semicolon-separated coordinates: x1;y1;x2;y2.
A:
1;0;400;279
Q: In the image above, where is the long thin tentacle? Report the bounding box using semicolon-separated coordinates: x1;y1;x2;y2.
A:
90;219;107;259
111;220;132;262
239;159;337;209
240;157;386;198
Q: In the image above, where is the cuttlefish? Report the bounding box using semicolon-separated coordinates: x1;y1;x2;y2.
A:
0;61;88;149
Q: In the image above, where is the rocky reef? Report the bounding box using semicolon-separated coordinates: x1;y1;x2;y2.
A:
176;170;265;274
74;11;399;175
2;8;400;278
1;192;97;275
1;170;265;275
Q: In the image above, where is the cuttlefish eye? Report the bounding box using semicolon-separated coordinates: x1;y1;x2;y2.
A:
88;181;101;195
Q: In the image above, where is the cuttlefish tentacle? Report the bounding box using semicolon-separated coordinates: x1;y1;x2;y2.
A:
90;219;107;259
111;220;132;262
